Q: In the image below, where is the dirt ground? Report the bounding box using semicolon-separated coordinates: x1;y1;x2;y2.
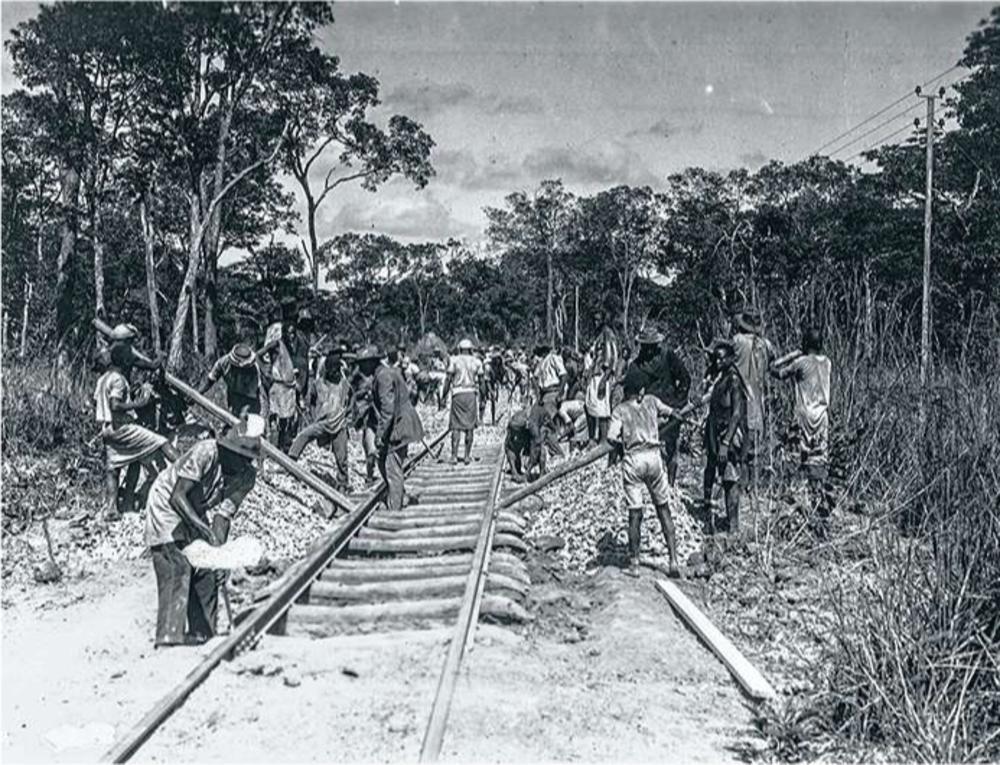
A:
2;546;758;763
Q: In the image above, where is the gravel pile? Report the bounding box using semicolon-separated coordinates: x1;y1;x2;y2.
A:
516;454;705;572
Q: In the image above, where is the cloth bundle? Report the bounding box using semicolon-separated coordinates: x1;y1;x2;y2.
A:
183;535;264;570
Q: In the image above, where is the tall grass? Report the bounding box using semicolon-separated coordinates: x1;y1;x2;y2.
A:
751;288;1000;762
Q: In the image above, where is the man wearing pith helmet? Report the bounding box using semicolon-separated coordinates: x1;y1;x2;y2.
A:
441;338;484;464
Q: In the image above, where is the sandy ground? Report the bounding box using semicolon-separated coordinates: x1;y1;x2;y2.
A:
2;554;756;763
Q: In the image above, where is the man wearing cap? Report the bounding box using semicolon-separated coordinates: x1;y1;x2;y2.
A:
731;308;777;486
144;415;263;647
289;349;351;490
357;345;424;512
94;342;180;521
200;343;268;420
627;327;691;485
441;339;484;464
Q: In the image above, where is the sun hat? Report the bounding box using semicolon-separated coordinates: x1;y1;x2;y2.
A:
355;344;384;361
229;343;255;368
218;414;264;459
457;338;474;351
636;326;664;345
109;323;139;342
734;308;763;333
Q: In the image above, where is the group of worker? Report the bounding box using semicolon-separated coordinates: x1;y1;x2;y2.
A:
494;308;832;578
91;298;831;645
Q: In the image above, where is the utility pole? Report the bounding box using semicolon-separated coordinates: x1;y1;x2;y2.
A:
915;85;944;411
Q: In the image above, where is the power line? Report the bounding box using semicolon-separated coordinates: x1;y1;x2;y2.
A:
843;122;918;163
807;63;961;158
827;101;923;157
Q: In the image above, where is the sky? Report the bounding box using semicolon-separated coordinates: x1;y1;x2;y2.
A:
1;1;993;248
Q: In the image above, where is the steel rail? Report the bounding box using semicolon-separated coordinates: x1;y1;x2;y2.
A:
102;427;451;763
419;442;508;761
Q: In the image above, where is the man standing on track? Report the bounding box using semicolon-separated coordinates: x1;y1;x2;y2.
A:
441;338;484;464
359;345;424;512
627;327;691;485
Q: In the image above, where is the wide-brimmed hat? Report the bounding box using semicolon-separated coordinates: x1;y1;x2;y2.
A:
229;343;255;368
355;344;383;361
533;343;551;355
109;323;138;342
457;338;474;351
734;309;763;333
636;326;664;345
218;414;264;459
297;308;314;325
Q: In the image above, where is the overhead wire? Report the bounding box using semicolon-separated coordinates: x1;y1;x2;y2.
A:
807;63;962;158
843;123;919;164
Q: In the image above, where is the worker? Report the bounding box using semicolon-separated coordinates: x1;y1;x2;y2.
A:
770;327;834;518
259;306;300;453
289;349;351;491
533;343;567;458
441;338;484;464
608;367;690;578
505;401;551;483
584;355;614;446
94;338;179;521
731;308;777;488
199;342;268;420
144;415;263;648
627;326;691;485
357;345;424;512
350;349;379;485
702;340;748;535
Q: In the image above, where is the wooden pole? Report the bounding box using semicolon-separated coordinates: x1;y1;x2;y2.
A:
92;318;355;512
574;284;580;354
655;579;776;700
19;279;32;358
919;93;935;402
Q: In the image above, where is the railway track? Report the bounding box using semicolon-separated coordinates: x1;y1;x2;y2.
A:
103;422;534;763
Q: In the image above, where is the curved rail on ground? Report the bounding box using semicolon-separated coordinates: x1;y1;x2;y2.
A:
102;428;451;764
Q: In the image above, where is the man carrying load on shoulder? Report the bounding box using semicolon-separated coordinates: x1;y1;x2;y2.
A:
94;327;179;522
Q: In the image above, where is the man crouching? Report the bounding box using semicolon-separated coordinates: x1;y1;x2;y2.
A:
144;415;263;648
607;368;685;579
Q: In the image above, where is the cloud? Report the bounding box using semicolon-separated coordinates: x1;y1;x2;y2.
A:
738;150;770;170
384;79;544;117
523;141;659;187
627;118;676;140
325;191;476;240
434;149;523;191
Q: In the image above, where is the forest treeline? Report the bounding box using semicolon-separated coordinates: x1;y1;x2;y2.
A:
2;2;999;371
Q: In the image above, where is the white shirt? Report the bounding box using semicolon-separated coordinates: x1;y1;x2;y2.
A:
535;352;567;389
447;354;483;394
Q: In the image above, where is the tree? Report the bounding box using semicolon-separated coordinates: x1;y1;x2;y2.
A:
124;2;332;369
577;185;662;339
280;57;435;293
486;180;575;344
